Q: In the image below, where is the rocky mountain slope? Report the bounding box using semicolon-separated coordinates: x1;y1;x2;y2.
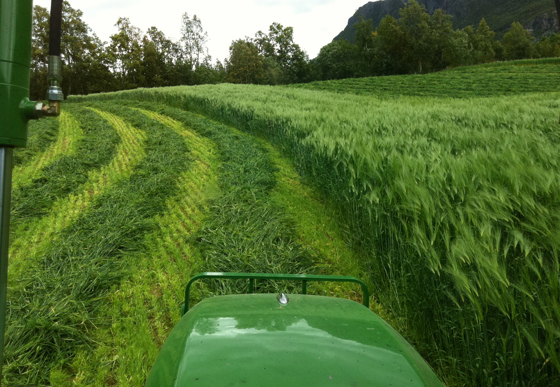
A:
334;0;557;42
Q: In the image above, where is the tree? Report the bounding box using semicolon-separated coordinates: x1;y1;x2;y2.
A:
355;16;375;52
180;13;209;69
375;15;410;75
313;39;361;80
429;9;454;70
142;27;183;87
61;2;107;95
536;33;560;58
253;23;311;84
503;22;535;60
444;29;473;67
475;18;495;63
226;39;265;84
353;16;377;76
30;5;50;100
30;2;112;99
399;0;433;73
107;17;144;89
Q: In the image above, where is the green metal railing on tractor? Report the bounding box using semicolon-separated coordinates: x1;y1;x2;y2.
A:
182;272;370;314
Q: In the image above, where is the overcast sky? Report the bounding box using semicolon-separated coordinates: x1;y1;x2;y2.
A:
34;0;370;62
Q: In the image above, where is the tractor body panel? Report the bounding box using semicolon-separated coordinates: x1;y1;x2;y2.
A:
0;0;33;147
147;294;443;386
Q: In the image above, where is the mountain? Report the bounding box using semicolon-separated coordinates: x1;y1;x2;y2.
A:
334;0;558;43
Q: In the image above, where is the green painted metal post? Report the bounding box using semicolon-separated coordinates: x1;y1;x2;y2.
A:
0;148;11;382
0;0;36;379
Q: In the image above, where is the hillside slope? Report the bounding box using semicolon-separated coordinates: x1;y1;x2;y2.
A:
290;58;560;98
334;0;557;43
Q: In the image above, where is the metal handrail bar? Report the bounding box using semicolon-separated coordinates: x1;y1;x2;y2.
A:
182;272;370;315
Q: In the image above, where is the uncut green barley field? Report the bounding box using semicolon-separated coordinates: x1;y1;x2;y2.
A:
5;59;560;386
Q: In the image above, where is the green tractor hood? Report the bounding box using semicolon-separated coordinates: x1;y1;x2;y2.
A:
146;292;444;386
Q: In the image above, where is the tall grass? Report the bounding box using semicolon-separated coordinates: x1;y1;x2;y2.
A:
73;84;560;385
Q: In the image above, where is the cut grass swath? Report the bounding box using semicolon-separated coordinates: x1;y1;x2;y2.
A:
13;115;60;168
12;111;82;191
290;59;560;98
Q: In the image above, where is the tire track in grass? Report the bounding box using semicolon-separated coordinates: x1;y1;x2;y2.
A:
12;111;82;190
263;142;400;325
128;109;218;344
69;110;220;386
8;109;146;279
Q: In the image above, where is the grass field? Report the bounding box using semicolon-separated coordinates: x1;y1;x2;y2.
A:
4;59;560;386
5;102;366;386
290;58;560;98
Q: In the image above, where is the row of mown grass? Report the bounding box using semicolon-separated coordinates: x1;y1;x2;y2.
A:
13;115;60;169
72;83;560;385
290;58;560;98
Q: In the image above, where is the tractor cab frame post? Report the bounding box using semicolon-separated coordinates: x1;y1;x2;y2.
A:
0;0;63;379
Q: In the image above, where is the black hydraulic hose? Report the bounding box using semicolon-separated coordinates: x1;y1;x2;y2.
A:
48;0;63;56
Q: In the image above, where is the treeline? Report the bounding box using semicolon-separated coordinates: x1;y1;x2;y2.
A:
31;1;560;98
314;0;560;80
30;2;314;99
31;2;226;100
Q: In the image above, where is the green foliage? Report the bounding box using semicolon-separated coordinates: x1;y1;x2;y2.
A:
503;22;536;60
107;17;145;89
253;23;312;84
399;0;437;73
315;2;557;82
226;39;265;84
335;0;554;45
313;39;362;80
536;33;560;58
354;16;375;52
375;15;410;75
180;13;209;69
476;18;496;63
225;22;314;86
30;3;224;98
30;2;113;99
